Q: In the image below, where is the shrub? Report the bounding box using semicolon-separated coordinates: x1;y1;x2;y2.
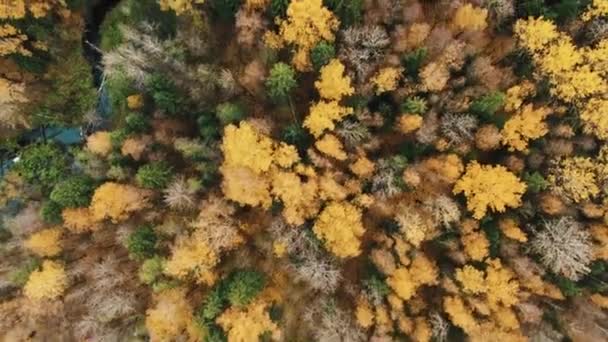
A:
146;73;183;115
15;143;68;188
282;123;312;152
401;48;427;80
216;102;246;126
270;0;289;17
400;96;428;114
266;62;297;102
49;175;95;208
136;162;174;189
125;112;150;133
324;0;363;27
41;201;63;225
32;47;97;126
198;286;226;322
139;256;165;284
470;92;505;118
197;112;221;141
127;225;158;260
211;0;242;20
523;171;548;193
311;41;336;70
9;258;41;287
225;270;266;307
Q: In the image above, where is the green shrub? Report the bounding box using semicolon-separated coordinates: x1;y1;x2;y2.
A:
136;162;174;189
324;0;363;27
109;128;129;148
198;286;226;322
139;257;165;284
41;201;63;225
10;259;41;287
125;113;150;133
401;48;427;80
225;270;266;307
128;226;158;260
400;96;428;114
270;0;290;17
216;102;246;126
31;47;97;126
146;73;184;115
211;0;242;20
470;92;505;118
197;113;220;142
524;172;548;193
311;41;336;70
282;123;312;153
15;143;68;188
49;175;95;208
266;63;297;102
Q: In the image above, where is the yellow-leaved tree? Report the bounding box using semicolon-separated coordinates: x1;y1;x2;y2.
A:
314;59;354;100
277;0;339;71
216;300;281;341
453;162;526;219
90;182;150;223
501;104;551;151
304;101;353;138
24;260;68;301
146;288;201;341
312;201;365;258
24;228;62;257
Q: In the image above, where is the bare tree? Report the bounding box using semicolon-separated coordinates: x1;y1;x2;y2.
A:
529;217;592;280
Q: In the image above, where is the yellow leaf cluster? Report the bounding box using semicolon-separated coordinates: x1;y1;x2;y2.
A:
271;169;319;225
127;94;144;110
504;81;535;112
273;142;300;168
582;0;608;21
580;98;608;140
398;114;423;134
313;201;365;258
62;207;101;233
350;156;375;178
24;260;68;301
165;235;218;285
216;300;281;342
222;165;272;208
444;296;479;335
222;122;274;174
90;182;149;223
0;0;26;19
86;131;112;156
498;218;528;242
315;134;347;160
245;0;269;10
0;24;30;56
388;254;438;301
304;100;354;137
452;4;488;32
220;122;305;209
278;0;339;71
501;104;551;151
453;162;526;219
25;228;62;257
456;265;487;294
146;288;201;341
158;0;205;15
371;67;402;94
461;231;489;261
314;59;354;100
515;17;607;102
547;156;601;203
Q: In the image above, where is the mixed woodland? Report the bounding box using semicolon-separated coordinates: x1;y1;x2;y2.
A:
1;0;608;341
